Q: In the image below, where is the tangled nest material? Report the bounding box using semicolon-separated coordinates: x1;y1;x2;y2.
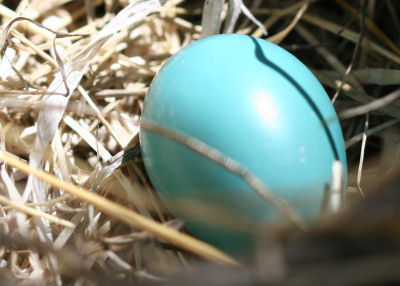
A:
0;0;399;285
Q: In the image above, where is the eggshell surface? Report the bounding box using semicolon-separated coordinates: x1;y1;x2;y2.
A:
140;34;347;254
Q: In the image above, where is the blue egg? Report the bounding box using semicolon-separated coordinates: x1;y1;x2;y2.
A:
140;34;347;254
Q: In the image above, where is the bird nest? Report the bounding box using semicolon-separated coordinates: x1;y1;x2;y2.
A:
0;0;399;285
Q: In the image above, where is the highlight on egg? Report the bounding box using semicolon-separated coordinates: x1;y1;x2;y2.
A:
139;34;347;255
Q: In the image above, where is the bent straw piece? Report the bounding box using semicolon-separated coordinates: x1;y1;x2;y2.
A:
0;149;238;266
0;4;54;41
0;194;75;228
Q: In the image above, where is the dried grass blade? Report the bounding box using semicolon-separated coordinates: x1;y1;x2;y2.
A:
339;89;400;119
356;114;369;197
352;69;400;85
201;0;225;37
90;150;124;191
63;115;111;161
12;31;57;67
224;0;241;33
267;0;309;44
28;0;163;177
0;48;16;80
2;195;71;211
302;14;400;65
141;120;306;230
53;212;85;250
252;1;304;38
0;149;238;266
329;160;343;213
295;23;364;91
0;194;75;228
0;7;54;41
240;2;267;35
332;0;366;103
346;119;400;149
24;0;163;215
78;86;125;148
105;250;133;271
0;165;30;237
335;0;400;57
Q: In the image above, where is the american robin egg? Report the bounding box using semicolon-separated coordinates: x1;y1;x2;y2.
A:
139;34;347;254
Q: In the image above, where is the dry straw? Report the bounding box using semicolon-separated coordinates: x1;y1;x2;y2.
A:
0;0;400;284
0;148;237;265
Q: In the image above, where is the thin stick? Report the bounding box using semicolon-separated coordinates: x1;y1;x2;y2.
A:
0;149;238;266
